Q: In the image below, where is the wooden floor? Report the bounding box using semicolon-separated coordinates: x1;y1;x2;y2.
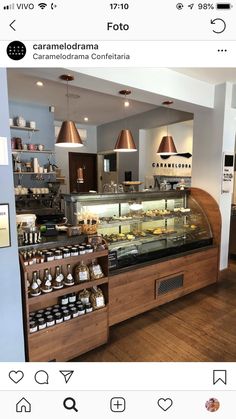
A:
73;261;236;362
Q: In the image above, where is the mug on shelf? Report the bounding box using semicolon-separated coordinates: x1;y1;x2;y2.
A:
29;121;36;129
28;144;36;151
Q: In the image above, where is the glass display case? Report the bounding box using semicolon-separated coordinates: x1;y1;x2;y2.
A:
63;190;213;271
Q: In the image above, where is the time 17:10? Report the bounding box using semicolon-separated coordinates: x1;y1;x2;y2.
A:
110;3;129;10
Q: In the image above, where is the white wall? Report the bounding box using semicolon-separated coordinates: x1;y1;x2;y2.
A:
68;69;236;270
139;121;193;184
98;108;192;182
0;68;25;361
192;83;236;270
55;121;97;193
71;68;215;110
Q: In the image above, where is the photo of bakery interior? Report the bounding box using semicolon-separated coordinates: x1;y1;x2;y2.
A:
1;67;236;362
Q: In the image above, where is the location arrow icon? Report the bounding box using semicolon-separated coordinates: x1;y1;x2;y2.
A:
60;370;74;384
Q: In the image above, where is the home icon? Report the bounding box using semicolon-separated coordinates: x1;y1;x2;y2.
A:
16;397;31;413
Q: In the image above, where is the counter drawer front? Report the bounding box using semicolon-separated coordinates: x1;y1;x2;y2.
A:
109;247;219;326
28;307;108;362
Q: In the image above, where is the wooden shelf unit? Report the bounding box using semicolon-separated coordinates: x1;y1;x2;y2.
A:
10;125;39;132
19;188;221;362
20;248;109;361
14;172;55;175
12;149;55;154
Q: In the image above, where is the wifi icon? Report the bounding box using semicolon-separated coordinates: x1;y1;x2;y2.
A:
38;2;47;9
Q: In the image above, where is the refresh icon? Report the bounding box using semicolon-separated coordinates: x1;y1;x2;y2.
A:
211;18;226;33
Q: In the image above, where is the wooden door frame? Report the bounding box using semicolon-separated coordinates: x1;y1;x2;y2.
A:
69;152;98;193
97;150;119;193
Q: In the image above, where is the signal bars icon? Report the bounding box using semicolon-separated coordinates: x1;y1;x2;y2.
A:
4;3;14;9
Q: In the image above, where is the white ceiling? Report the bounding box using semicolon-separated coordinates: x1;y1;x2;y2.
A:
7;68;157;126
172;68;236;84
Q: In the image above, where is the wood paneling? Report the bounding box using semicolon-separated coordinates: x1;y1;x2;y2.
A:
29;307;108;362
190;187;221;248
20;249;109;361
75;261;236;362
109;247;218;326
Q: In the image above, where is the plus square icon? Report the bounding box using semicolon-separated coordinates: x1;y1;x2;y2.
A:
110;397;126;413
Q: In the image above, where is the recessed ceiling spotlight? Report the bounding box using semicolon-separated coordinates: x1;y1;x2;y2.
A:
84;117;88;122
124;100;130;108
36;81;44;87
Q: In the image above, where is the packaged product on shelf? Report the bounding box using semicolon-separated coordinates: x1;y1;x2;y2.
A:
70;306;79;318
46;315;55;327
29;271;41;297
68;292;76;303
89;260;104;279
90;286;105;310
85;303;93;313
29;320;38;333
37;317;46;330
78;289;90;305
74;261;90;283
41;268;53;293
59;294;69;305
64;264;75;286
63;309;71;321
77;304;86;316
55;312;63;324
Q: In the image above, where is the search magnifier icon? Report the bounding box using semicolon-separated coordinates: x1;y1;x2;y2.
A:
63;397;78;412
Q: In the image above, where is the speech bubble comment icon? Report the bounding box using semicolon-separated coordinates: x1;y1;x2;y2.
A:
34;370;49;385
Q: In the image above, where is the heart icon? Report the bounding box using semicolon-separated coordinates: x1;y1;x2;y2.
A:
157;398;173;411
9;370;24;384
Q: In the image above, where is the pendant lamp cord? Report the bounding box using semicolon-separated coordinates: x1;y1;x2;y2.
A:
167;104;169;136
66;79;69;120
124;92;128;129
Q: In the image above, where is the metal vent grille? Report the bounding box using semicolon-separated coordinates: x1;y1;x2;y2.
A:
157;274;184;295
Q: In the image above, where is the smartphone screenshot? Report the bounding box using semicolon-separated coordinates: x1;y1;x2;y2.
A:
0;1;236;417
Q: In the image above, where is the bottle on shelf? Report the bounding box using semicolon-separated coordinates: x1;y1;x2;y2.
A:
22;252;29;266
64;264;75;286
52;266;64;290
48;268;52;282
41;268;53;293
29;271;41;297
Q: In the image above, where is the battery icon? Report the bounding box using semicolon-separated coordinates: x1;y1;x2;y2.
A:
216;3;232;9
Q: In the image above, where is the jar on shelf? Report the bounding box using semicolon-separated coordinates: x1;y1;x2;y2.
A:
15;137;22;150
15;116;26;127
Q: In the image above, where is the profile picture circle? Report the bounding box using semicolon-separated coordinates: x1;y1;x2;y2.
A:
7;41;26;60
205;398;220;412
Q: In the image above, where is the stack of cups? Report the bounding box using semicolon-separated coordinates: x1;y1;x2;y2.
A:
33;158;39;173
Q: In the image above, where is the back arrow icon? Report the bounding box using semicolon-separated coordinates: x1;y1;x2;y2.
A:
211;18;226;34
10;20;16;31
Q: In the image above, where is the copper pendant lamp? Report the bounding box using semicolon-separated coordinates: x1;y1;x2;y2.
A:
157;101;177;155
114;90;137;152
56;75;83;148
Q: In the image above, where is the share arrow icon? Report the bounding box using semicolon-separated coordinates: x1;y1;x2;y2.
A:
60;370;74;384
